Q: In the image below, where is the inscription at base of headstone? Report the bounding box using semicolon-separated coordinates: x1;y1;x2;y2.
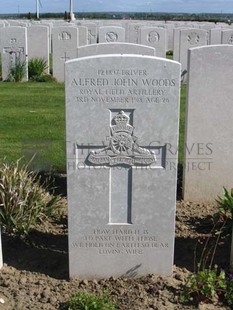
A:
66;55;180;279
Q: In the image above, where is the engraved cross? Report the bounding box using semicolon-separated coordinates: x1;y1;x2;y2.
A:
75;109;166;225
61;52;70;62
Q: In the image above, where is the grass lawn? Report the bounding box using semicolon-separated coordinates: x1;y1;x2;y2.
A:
0;81;186;173
0;82;65;172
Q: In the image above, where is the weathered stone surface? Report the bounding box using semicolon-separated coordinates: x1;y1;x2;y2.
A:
65;54;180;279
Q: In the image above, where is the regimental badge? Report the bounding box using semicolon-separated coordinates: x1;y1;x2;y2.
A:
87;111;156;166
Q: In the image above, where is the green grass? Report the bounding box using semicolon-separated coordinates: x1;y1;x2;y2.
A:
0;82;65;172
0;81;187;173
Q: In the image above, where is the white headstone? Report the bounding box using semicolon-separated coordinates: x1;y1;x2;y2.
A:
165;24;175;51
41;22;53;53
209;28;222;45
127;23;142;44
179;29;207;81
27;26;50;74
81;23;97;45
183;45;233;201
77;43;156;58
140;27;166;58
0;26;28;81
52;26;78;82
65;54;180;279
173;27;188;62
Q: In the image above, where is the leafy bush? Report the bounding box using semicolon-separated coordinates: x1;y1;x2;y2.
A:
0;159;62;236
64;291;116;310
33;73;57;83
182;267;233;307
225;275;233;306
182;265;226;304
7;54;26;82
28;57;48;81
216;187;233;220
181;186;233;307
166;50;173;56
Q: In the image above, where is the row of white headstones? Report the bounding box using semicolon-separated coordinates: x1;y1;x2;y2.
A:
1;23;233;81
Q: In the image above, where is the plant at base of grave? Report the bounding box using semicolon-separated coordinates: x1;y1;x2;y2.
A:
0;159;62;236
181;265;226;304
64;291;116;310
216;187;233;232
181;208;229;305
224;274;233;306
28;57;48;81
7;54;26;82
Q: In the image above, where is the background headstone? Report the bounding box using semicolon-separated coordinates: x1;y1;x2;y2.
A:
0;26;28;81
209;28;222;45
140;27;166;58
77;26;88;47
127;23;142;44
27;25;50;74
66;54;180;279
77;43;156;58
173;27;187;62
179;29;207;81
52;26;78;82
81;23;98;44
183;45;233;201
